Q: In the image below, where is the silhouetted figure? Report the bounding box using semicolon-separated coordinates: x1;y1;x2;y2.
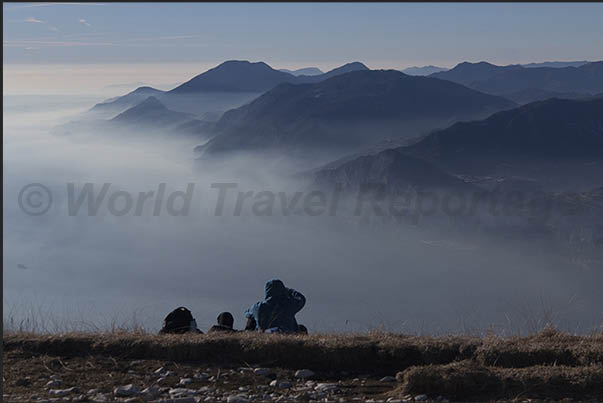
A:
245;316;257;331
244;279;306;333
297;324;308;334
159;307;203;334
208;312;236;333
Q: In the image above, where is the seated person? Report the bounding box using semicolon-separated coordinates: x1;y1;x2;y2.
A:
159;306;203;334
244;279;306;333
208;312;236;333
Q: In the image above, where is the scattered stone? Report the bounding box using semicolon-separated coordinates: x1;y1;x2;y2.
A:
227;395;250;403
380;376;396;382
254;368;272;377
269;379;292;389
15;377;31;387
415;395;428;401
179;378;193;385
141;386;160;397
46;380;61;388
90;393;108;402
278;380;292;389
166;398;196;403
48;388;78;397
154;366;166;374
194;372;210;380
169;387;196;397
294;369;315;379
315;383;339;393
113;384;140;397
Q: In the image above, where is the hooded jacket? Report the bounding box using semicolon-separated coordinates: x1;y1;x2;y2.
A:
244;279;306;333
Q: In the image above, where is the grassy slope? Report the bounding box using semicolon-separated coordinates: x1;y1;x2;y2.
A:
4;329;603;401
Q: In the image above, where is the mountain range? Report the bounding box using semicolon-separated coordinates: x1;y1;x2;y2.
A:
521;60;591;69
310;97;603;193
197;69;516;165
169;60;368;94
84;61;369;122
430;61;603;104
400;61;592;77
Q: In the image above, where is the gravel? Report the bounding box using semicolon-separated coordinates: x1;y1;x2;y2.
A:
253;368;272;377
294;369;315;379
113;384;140;397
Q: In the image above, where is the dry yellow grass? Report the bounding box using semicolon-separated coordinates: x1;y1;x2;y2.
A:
4;329;603;401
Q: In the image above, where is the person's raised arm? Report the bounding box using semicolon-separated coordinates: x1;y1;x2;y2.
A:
288;288;306;313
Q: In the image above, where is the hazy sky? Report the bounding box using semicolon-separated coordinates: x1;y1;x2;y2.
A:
3;2;603;93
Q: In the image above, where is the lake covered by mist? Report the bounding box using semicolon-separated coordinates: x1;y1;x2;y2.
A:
4;94;603;335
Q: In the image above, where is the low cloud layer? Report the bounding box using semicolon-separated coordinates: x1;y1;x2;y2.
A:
4;94;603;335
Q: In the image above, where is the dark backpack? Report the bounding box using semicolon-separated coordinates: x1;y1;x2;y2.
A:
159;307;198;334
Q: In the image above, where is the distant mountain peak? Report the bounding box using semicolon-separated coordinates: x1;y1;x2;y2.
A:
342;61;367;68
169;59;371;94
279;67;324;76
131;86;161;93
402;65;449;76
133;96;165;109
217;60;271;68
111;96;168;122
328;61;369;72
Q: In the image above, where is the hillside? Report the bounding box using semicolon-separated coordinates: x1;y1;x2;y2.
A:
4;330;603;402
312;148;472;193
397;97;603;191
110;96;195;128
199;69;516;163
404;97;603;162
87;86;166;119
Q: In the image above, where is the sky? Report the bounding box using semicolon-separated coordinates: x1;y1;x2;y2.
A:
3;2;603;93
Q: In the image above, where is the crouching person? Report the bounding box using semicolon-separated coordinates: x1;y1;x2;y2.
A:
159;307;203;334
244;279;306;333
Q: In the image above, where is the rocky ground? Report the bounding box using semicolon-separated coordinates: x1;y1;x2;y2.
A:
3;330;603;402
3;352;437;402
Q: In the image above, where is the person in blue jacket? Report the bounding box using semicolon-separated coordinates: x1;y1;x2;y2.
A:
244;279;306;333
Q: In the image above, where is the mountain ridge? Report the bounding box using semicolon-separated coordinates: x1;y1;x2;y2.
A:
198;69;516;164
